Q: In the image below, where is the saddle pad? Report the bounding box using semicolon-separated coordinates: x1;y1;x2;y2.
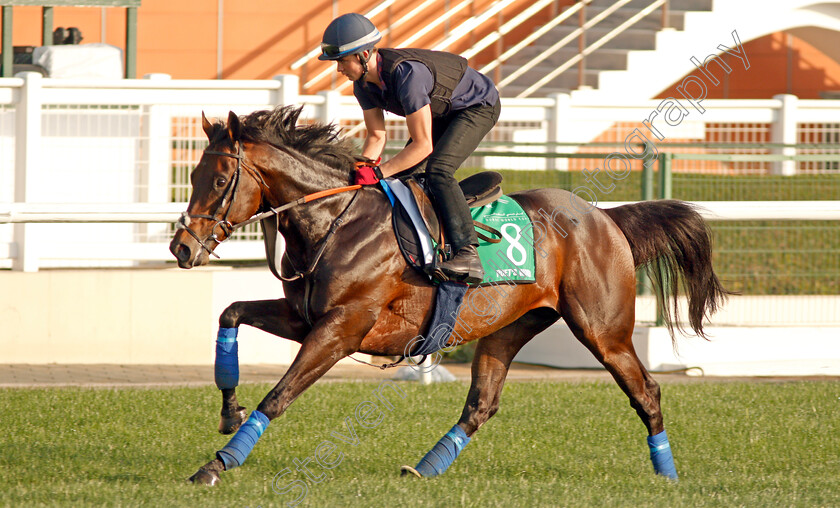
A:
409;280;469;357
384;178;434;264
471;196;536;285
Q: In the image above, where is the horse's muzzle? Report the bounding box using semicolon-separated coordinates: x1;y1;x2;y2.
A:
170;234;209;269
170;240;192;268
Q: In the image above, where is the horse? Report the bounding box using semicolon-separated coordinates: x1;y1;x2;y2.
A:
169;105;730;485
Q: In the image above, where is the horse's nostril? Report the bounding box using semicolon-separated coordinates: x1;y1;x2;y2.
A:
172;243;191;263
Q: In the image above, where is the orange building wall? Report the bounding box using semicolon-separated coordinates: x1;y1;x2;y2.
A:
0;0;372;79
657;32;840;99
3;4;840;100
1;0;560;82
2;6;128;48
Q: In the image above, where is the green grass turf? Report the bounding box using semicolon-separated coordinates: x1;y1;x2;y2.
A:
3;379;839;507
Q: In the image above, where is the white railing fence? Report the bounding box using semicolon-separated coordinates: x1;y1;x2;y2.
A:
1;73;839;272
3;200;838;329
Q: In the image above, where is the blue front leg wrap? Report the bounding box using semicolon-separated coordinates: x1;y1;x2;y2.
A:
648;429;678;479
215;327;239;390
414;424;470;477
216;410;270;470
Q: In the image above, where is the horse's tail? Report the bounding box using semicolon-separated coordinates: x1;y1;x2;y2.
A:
603;200;732;340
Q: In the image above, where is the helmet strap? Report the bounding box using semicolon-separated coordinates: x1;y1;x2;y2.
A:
356;51;370;82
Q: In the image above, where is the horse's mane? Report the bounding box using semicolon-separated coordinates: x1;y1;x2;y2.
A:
210;106;360;172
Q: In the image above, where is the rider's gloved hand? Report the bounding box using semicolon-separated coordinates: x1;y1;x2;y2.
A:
354;158;383;186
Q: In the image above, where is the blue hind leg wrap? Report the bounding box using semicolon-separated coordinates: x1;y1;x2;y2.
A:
215;327;239;390
648;429;678;480
216;410;270;470
414;424;470;477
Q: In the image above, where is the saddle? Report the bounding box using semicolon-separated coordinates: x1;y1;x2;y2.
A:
390;171;503;275
402;171;503;247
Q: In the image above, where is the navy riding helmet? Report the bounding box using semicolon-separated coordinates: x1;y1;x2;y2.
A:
318;13;382;61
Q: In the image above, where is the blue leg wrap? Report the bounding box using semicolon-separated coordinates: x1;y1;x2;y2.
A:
215;327;239;390
216;410;270;470
414;425;470;477
648;429;678;480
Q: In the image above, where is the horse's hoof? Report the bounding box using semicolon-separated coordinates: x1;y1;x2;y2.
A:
400;465;423;478
219;407;248;435
188;467;221;486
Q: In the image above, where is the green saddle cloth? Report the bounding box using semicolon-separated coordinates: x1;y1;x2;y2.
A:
471;196;536;285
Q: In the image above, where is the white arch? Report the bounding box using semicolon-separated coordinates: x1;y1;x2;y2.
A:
572;0;840;102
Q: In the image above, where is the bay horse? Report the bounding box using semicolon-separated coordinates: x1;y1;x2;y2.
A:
169;106;729;485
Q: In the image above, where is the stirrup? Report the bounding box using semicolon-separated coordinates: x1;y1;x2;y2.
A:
435;267;483;286
434;261;483;285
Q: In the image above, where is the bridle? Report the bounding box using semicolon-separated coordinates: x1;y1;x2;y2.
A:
176;138;414;370
176;141;361;268
175;142;254;259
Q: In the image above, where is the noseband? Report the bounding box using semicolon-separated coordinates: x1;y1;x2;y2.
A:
176;142;249;259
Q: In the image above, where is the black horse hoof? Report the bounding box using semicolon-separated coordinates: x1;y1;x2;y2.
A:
400;465;423;478
219;407;248;435
189;467;221;486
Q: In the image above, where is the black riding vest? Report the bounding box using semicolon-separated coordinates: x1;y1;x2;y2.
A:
377;48;468;118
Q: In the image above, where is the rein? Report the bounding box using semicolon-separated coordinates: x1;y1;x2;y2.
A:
277;189;360;282
181;140;438;372
179;140;409;369
176;142;361;266
236;184;362;231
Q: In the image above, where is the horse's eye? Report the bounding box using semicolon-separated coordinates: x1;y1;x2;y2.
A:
215;177;227;188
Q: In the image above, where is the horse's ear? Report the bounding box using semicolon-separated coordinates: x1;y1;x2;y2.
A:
201;111;213;140
227;111;241;142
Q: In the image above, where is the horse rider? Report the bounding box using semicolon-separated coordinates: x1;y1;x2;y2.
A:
318;13;501;285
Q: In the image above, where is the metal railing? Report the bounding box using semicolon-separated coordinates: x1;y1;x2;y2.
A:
505;0;668;97
291;0;581;95
478;1;586;76
292;0;675;98
327;0;524;95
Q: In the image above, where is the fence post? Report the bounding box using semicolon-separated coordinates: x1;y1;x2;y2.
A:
771;93;797;176
13;72;43;272
317;90;342;126
577;1;586;89
140;74;173;242
547;92;572;171
637;143;657;296
641;142;655;201
420;356;432;385
658;152;672;199
1;7;12;78
654;151;673;326
274;74;300;106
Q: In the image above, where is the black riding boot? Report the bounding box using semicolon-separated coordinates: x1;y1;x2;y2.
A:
427;175;484;285
437;244;483;285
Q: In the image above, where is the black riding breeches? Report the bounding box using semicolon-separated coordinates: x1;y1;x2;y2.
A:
424;98;501;252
